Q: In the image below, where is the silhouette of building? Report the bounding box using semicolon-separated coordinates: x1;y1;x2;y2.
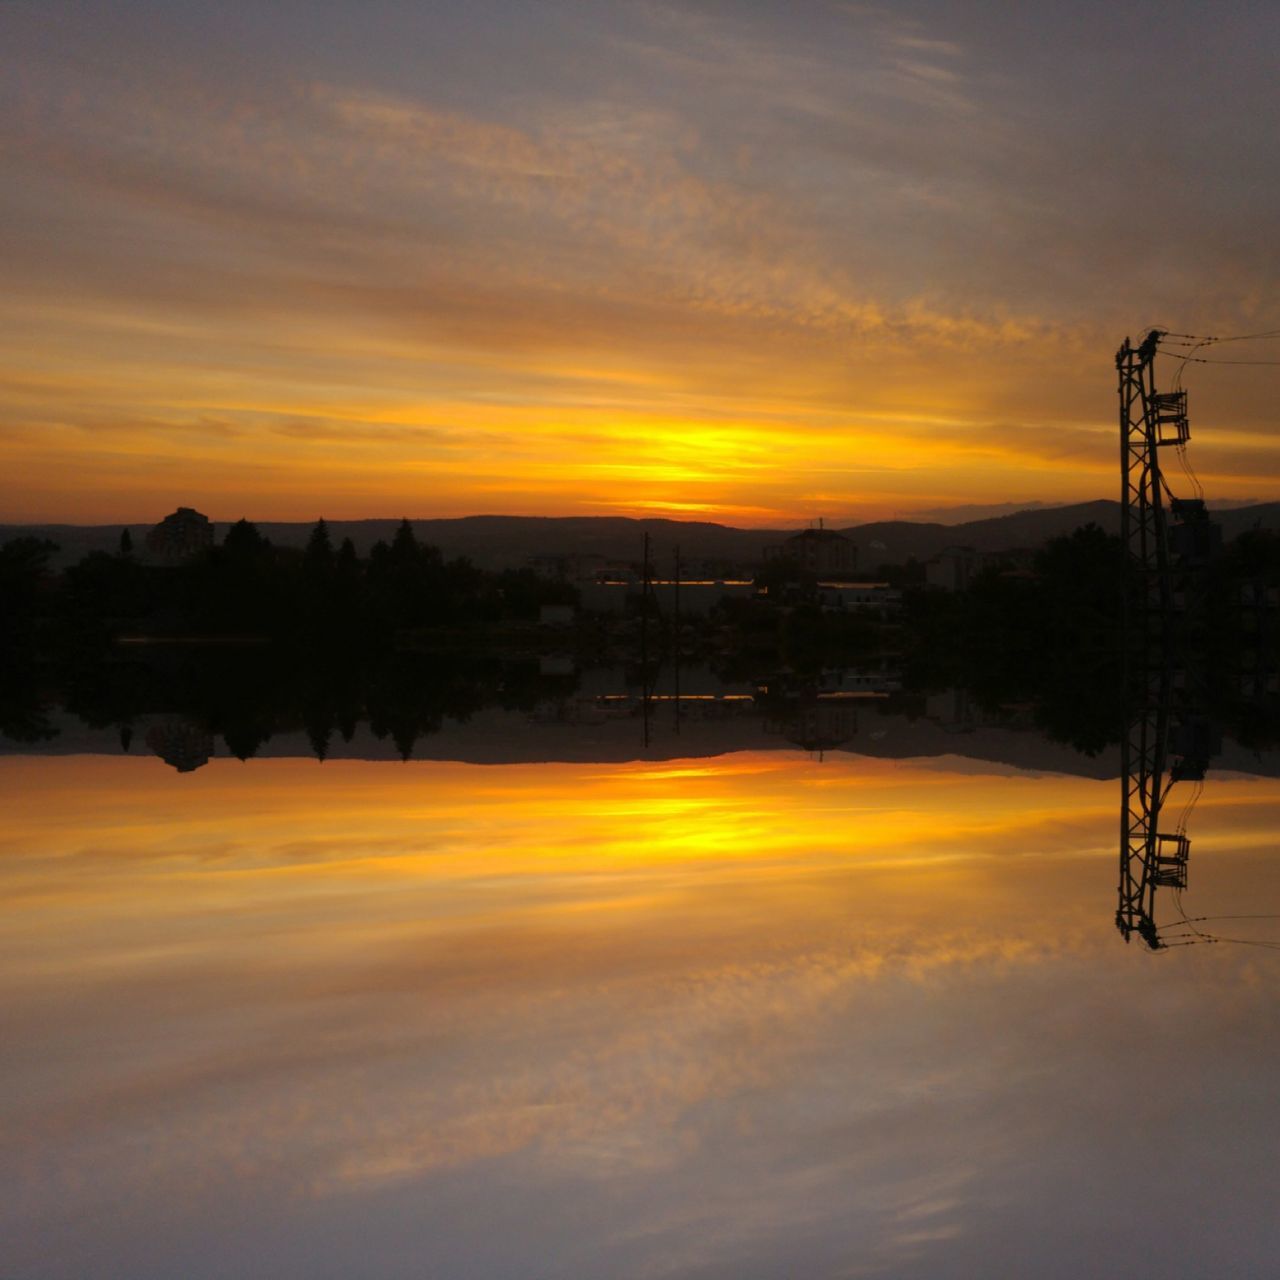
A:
766;527;856;576
146;507;214;560
527;552;608;581
926;545;986;592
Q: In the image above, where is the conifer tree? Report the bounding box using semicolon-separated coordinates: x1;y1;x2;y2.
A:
305;518;333;568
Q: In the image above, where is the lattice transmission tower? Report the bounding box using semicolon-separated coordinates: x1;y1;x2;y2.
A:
1116;330;1212;948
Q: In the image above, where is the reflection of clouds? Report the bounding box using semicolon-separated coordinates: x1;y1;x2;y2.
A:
5;754;1280;1275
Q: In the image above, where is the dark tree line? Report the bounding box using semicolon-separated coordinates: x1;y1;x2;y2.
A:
1;642;578;760
2;518;578;654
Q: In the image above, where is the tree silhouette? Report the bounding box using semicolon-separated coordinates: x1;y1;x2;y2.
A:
305;519;333;570
222;518;270;561
391;517;418;563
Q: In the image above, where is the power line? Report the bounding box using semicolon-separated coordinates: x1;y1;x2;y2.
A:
1158;351;1280;366
1151;327;1280;390
1157;328;1280;345
1204;328;1280;344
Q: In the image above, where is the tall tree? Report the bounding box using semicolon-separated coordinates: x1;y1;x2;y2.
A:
223;518;269;560
305;518;333;569
390;518;418;564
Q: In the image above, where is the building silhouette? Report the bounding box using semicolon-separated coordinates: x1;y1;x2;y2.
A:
766;527;856;576
146;507;214;560
926;545;986;592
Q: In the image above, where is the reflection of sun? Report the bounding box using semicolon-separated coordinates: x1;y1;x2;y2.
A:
0;752;1127;909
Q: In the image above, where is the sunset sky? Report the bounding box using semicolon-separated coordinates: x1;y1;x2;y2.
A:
3;1;1279;525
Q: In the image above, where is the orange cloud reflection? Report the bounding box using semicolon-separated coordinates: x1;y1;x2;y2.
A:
5;753;1280;1278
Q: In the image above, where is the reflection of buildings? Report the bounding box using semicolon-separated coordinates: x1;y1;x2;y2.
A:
774;701;860;754
530;666;761;728
924;689;1037;736
925;688;977;732
146;507;214;560
145;721;214;772
762;668;902;755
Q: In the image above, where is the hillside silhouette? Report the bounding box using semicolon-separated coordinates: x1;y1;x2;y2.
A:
11;500;1280;570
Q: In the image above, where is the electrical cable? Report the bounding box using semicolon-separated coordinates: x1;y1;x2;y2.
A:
1155;328;1280;345
1149;329;1280;392
1159;351;1280;366
1174;914;1280;924
1165;887;1280;951
1174;777;1203;836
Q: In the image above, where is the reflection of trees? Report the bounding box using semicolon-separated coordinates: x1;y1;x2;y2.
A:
0;674;57;743
38;648;581;764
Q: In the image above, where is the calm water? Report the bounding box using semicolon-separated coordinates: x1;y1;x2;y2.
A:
4;714;1280;1277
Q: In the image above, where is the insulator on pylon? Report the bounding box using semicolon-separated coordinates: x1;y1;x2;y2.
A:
1152;390;1189;445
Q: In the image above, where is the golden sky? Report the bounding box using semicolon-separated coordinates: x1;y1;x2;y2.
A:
3;2;1279;524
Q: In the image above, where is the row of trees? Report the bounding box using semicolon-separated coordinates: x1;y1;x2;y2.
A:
2;518;578;654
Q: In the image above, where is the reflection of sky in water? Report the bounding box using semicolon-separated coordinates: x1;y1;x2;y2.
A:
3;753;1280;1278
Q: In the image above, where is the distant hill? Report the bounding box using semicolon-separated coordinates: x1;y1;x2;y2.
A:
7;500;1280;571
900;500;1050;524
846;500;1121;562
256;515;781;569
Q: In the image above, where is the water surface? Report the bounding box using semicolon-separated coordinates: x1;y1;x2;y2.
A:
4;746;1279;1278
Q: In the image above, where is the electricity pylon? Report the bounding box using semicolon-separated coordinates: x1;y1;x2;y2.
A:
1116;331;1207;948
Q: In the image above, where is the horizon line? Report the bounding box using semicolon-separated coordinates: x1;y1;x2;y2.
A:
2;497;1142;530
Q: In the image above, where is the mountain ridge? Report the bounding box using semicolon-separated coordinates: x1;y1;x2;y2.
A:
7;500;1280;570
